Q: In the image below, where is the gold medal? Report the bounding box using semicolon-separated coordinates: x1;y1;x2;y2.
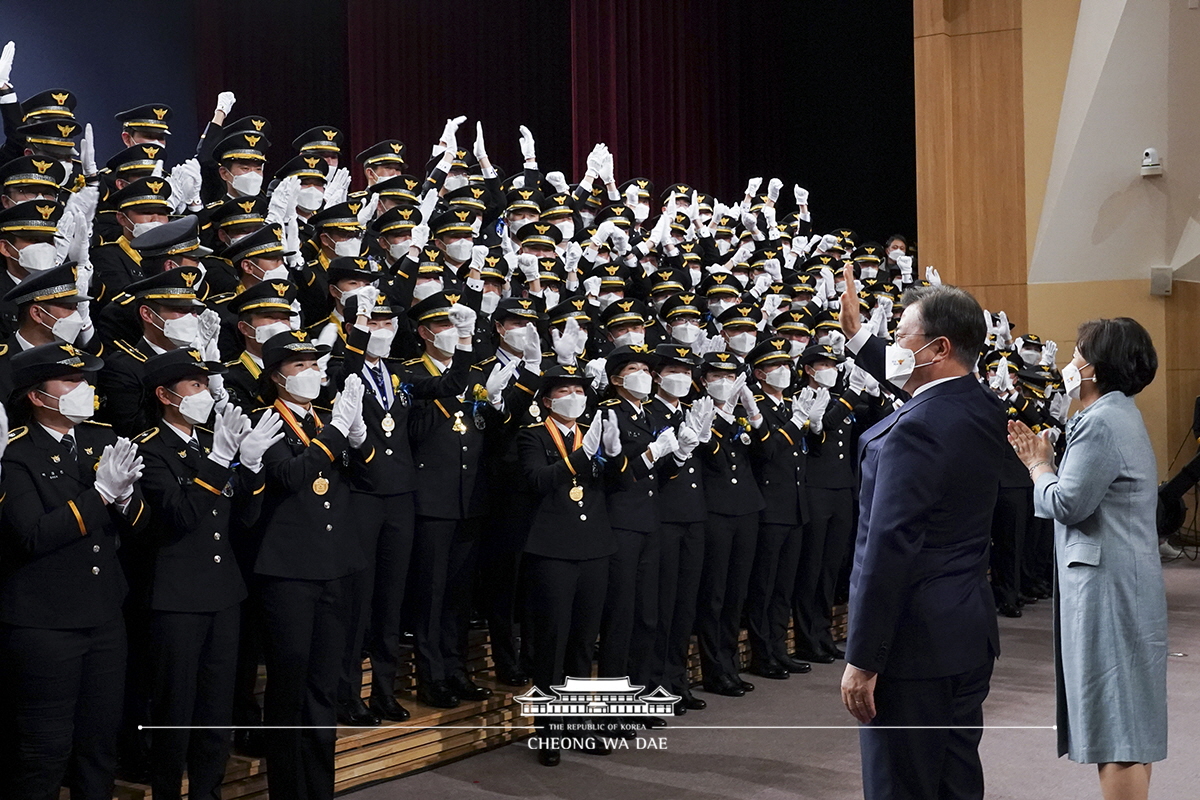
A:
312;476;329;496
569;484;584;502
451;411;468;434
381;413;395;432
529;402;541;419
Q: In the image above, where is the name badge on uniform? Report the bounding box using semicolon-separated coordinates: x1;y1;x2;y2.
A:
739;431;751;445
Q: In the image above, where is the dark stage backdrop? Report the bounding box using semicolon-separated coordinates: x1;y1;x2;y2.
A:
181;0;916;240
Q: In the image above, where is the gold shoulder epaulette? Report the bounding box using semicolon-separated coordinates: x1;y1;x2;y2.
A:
82;420;113;427
0;343;8;357
7;425;27;443
600;398;620;406
134;427;159;444
194;425;213;434
403;357;423;366
113;340;147;362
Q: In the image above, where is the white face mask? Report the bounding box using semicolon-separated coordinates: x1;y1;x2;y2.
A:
580;211;596;227
706;376;737;403
834;281;847;294
715;239;732;255
36;307;85;343
619;370;653;400
480;291;500;315
42;382;95;424
860;267;878;280
332;237;362;258
153;310;199;348
597;292;621;311
412;280;442;301
226;231;251;246
172;387;215;426
887;248;903;262
550;392;587;420
283;368;322;401
726;331;756;355
254;320;292;344
1062;362;1094;400
811;367;837;388
444;174;469;192
671;322;701;344
131;220;164;238
708;299;734;318
659;372;692;398
296;186;325;211
554;220;575;240
258;264;290;282
542;289;560;309
445;239;474;262
788;339;806;358
366;326;397;358
884;338;936;387
430;327;458;354
230;171;263;197
1019;348;1041;367
633;204;650;222
612;329;645;348
763;366;792;390
17;241;58;272
388;240;411;261
502;325;534;352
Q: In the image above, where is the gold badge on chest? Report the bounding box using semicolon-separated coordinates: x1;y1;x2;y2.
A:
381;413;395;433
313;475;330;496
451;411;468;434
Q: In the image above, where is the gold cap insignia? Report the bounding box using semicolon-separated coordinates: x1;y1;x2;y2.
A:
250;119;266;131
273;227;283;240
398;208;413;219
152;107;168;120
31;159;52;174
146;180;164;194
518;299;532;309
445;293;461;305
142;145;161;159
303;156;320;168
737;307;751;315
518;190;533;200
51;92;70;105
348;202;361;214
244;134;262;147
294;330;308;341
180;271;198;287
454;210;470;221
676;348;689;357
563;365;578;374
616;300;634;312
484;256;499;267
272;282;289;296
390;143;403;153
571;299;586;310
534;224;550;235
56;123;75;137
470;187;484;198
403;178;417;189
188;348;202;360
715;353;731;362
631;344;649;353
354;259;368;269
637;179;648;188
35;204;55;220
322;129;337;140
238;200;256;212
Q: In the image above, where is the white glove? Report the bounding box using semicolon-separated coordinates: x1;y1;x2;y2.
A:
324;167;351;206
725;373;747;412
167;158;202;212
347;399;368;448
849;366;870;395
1040;340;1058;368
448;303;476;340
552;316;585;365
673;424;699;461
485;358;520;407
791;388;815;430
738;384;761;425
439;115;467;150
520;326;542;370
0;41;14;87
743;177;763;199
210;404;251;467
193;309;221;352
94;438;143;504
996;311;1013;348
215;91;236;115
585;143;607;176
647;428;678;462
602;409;622;456
0;401;8;462
794;185;809;206
54;207;78;262
584;357;608;391
763;257;783;283
546;171;569;194
1042;427;1061;446
896;255;914;280
808;387;830;435
518;124;537;162
610;226;630;255
766;178;782;204
267;175;301;226
516;254;540;283
827;330;846;357
80;123;97;177
590;220;616;247
925;265;941;286
624;183;639;208
582;276;602;298
687;395;716;443
563;242;583;274
282;217;303;268
472;121;488;161
598;150;615;185
239;410;284;471
350;285;380;319
582;417;603;455
330;374;365;438
409;223;430;254
1049;392;1071;425
356;193;379;226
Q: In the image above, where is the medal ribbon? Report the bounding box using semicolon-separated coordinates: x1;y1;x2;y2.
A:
273;399;323;446
543;418;582;476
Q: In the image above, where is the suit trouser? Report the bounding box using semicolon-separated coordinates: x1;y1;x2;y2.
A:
655;521;705;692
697;512;759;681
231;582;263;729
259;575;351;800
746;521;804;666
794;486;855;653
0;615;126;800
598;526;660;687
989;486;1030;608
524;554;609;697
412;516;480;685
478;492;536;677
859;658;994;800
338;492;415;703
148;604;240;800
1021;514;1054;591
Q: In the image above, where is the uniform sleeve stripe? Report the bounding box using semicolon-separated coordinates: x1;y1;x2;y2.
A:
68;500;86;535
313;439;336;461
193;478;222;495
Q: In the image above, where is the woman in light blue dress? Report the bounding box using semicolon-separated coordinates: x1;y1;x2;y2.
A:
1009;317;1166;800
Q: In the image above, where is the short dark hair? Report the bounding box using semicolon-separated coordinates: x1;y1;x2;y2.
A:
901;284;986;368
1076;317;1157;396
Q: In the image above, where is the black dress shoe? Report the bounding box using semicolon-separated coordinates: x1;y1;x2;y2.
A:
583;738;612;756
680;688;706;710
1019;593;1038;605
233;728;265;758
779;656;812;674
338;696;381;727
449;675;493;701
748;662;789;680
997;603;1022;618
739;678;755;692
823;643;846;660
497;668;530;687
793;647;835;664
638;715;668;729
417;680;460;709
703;675;745;697
368;693;411;722
538;747;561;766
672;702;688;716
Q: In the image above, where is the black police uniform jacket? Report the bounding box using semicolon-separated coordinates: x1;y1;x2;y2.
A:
646;396;707;524
599;396;678;533
699;409;765;517
750;392;810;527
0;421;150;628
133;424;265;612
517;420;617;561
94;337;160;437
222;351;265;412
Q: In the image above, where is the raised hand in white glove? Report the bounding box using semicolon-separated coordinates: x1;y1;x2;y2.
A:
610;226;630;255
518;125;537;162
356;193;379;226
408;223;430;254
516;254;540;283
239;409;284;471
585;143;607;177
624;183;639;208
738;384;761;425
848;365;870;395
673;424;699;460
94;438;144;504
925;265;941;286
330;374;365;438
647;427;678;462
794;185;809;206
194;309;221;351
996;311;1012;348
80;123;97;177
582;416;603;455
520;325;542;370
896;255;914;279
215;91;236;116
743;177;763;199
448;303;476;340
485;358;520;407
440;115;467;149
827;330;846;357
582;275;602;298
791;387;816;429
598;150;615;185
472;121;488;162
282;217;303;268
601;409;622;456
267;175;301;225
552;316;585;365
1040;340;1058;368
808;387;830;435
766;178;782;204
1049;392;1070;425
0;41;14;88
584;357;608;391
324;167;351;206
210;404;251;467
546;171;569;194
564;242;583;275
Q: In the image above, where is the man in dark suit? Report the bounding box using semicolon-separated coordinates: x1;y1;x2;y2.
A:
838;276;1005;800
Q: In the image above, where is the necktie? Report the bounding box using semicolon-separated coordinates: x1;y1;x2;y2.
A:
369;364;389;405
187;436;201;456
301;412;319;439
61;432;77;461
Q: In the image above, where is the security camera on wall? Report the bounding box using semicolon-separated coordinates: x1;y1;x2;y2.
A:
1141;148;1163;177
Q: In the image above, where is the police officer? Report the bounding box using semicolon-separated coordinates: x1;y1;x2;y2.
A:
0;342;148;800
220;279;299;411
0;198;64;338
